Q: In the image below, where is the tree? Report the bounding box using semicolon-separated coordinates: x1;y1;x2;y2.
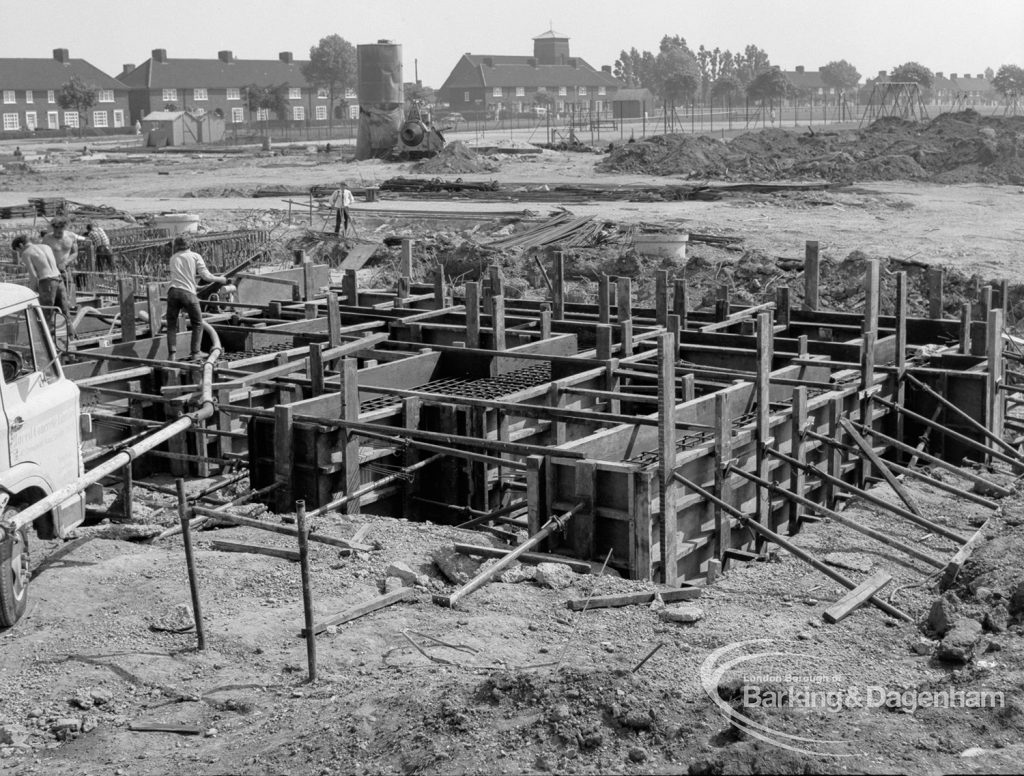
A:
57;75;97;136
405;83;436;107
890;61;933;88
992;64;1024;97
734;45;772;86
301;34;357;133
820;59;861;102
246;84;290;133
696;45;724;103
654;45;701;110
746;67;791;117
614;48;643;87
985;67;995;81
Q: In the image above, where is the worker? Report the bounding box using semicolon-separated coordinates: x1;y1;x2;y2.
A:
42;217;79;307
11;235;71;332
83;222;114;271
327;182;354;236
166;234;227;361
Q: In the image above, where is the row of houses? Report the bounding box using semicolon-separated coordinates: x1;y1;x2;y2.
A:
781;66;997;105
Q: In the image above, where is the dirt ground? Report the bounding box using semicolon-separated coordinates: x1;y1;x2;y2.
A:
2;136;1024;775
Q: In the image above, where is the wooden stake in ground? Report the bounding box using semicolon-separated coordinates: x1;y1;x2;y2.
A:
176;479;205;650
296;500;317;682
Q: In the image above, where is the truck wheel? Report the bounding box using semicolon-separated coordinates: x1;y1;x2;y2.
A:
0;511;30;628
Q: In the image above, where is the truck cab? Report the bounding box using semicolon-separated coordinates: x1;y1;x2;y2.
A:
0;283;87;626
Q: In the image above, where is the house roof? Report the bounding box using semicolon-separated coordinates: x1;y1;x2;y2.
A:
142;110;187;121
0;58;125;90
950;74;994;92
121;57;312;89
533;29;569;40
782;69;827;89
611;88;656;102
441;54;619;91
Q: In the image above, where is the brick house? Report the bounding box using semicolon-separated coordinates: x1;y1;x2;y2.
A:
438;30;619;120
119;49;334;126
931;72;997;106
0;49;131;135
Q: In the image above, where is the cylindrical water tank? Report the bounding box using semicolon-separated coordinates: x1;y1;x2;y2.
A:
357;41;403;105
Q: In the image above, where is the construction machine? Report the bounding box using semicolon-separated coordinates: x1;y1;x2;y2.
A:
394;104;446;160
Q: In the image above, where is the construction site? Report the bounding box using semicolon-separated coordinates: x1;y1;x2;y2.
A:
1;35;1024;776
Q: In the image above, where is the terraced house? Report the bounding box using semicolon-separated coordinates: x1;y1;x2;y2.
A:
0;49;130;134
439;30;619;120
119;49;337;126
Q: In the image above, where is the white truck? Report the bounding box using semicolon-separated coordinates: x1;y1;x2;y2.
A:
0;283;88;626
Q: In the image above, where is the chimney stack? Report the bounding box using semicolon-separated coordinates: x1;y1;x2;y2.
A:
279;51;294;64
796;65;805;73
528;57;538;68
601;65;612;74
218;50;233;63
152;49;167;63
53;48;69;64
951;73;958;79
878;70;886;78
483;57;494;67
935;72;944;79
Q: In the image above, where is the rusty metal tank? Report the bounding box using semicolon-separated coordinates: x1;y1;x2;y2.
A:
357;41;403;106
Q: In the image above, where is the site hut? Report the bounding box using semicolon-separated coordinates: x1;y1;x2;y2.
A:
438;29;620;122
610;88;658;120
0;49;131;134
140;110;225;147
118;49;331;128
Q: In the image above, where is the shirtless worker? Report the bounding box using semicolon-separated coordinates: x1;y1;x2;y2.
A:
11;234;72;333
166;234;227;361
41;217;79;307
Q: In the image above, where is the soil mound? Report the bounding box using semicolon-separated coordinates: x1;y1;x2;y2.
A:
598;111;1024;184
412;141;500;174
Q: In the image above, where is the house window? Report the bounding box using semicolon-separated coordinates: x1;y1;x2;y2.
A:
288;87;301;100
64;111;79;128
344;88;356;99
92;111;108;128
557;100;565;112
226;88;241;101
594;100;603;113
193;88;208;101
2;91;15;104
230;106;244;123
25;90;33;103
317;87;328;99
578;86;588;96
3;113;19;131
598;86;606;96
98;89;114;103
113;109;124;128
292;106;305;121
256;108;270;122
47;111;58;129
463;91;470;102
161;88;178;102
25;111;37;130
492;87;502;97
348;104;359;120
558;86;567;96
515;87;525;97
315;105;327;120
47;90;55;104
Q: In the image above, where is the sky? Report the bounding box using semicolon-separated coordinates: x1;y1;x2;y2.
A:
3;0;1022;86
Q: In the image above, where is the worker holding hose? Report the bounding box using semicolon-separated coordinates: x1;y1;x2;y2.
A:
166;234;227;361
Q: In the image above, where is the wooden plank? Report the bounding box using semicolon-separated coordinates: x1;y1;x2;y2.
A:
940;517;993;589
194;507;372;551
211;539;299;561
118;277;137;343
564;587;701;611
789;387;807;530
454;543;592;574
273;405;294;511
839;418;922;517
302;588;415;637
465;281;481;349
616;276;632;323
928;267;944;319
823;571;892;624
597;274;610;324
128;723;203;735
755;312;772;526
659;332;677;585
572;460;597;561
714;392;732;558
804;240;820;311
340;358;361;515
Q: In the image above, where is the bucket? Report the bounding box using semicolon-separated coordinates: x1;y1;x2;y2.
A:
152;213;200;236
633;233;689;260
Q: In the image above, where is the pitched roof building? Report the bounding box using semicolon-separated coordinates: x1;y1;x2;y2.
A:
439;30;620;119
119;49;335;125
0;49;130;133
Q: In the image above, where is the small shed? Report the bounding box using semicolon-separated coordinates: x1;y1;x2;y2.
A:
142;111;223;147
611;88;657;119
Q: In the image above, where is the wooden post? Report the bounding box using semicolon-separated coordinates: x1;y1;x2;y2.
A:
960;302;973;354
998;279;1009;312
616;276;632;323
928;267;944;319
491;295;506;351
673;278;688;327
304;301;318;320
553;251;565;320
398;239;412;304
597;274;611;324
775;286;791;331
403;398;422;520
572;461;597;561
465;281;481;349
118;278;136;342
658;332;677;585
146;282;161;338
274;405;295;511
302;257;315;301
342;270;358;307
981;285;993;320
988;308;1005;465
309;343;325;397
755;312;772;527
804;240;820;311
540;306;552;339
825;396;843;508
489;264;504;298
860;260;880;487
340;358;360;515
655;270;669;327
667;313;681;351
714;392;732;559
620;319;634;357
176;479;205;651
433;270;447;310
895;271;908;461
595;323;613;361
296;500;317;682
120;460;134;522
789;387;807;533
326;291;341;347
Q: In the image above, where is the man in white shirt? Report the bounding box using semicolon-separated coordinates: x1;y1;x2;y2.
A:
166;234;227;361
327;182;354;235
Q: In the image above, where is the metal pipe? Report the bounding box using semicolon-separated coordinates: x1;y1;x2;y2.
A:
1;322;222;540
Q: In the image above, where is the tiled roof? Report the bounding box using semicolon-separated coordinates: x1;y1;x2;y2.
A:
533;29;569;39
611;88;656;102
121;58;312;89
0;58;125;90
442;54;619;91
783;69;827;89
